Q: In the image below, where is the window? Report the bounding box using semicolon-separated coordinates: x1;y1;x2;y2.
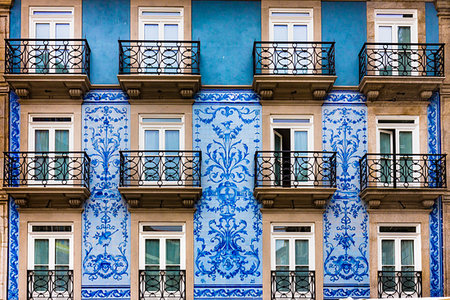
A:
374;10;418;75
29;8;75;73
376;117;419;185
271;116;313;185
139;116;184;182
28;223;73;297
271;224;314;296
139;224;186;297
378;225;421;296
269;9;313;41
29;115;73;182
139;8;183;41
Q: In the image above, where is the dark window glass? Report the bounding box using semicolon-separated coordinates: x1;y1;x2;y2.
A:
32;226;72;232
273;226;311;233
379;226;416;233
142;225;183;232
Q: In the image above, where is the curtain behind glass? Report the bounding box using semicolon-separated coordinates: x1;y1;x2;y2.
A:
165;130;180;181
55;130;69;180
294;131;308;182
144;130;160;181
35;130;49;180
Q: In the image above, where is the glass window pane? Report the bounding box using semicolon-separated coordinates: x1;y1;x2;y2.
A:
35;23;50;39
382;240;395;266
166;239;180;265
142;118;182;123
272;12;310;17
55;23;70;39
399;131;412;154
294;131;308;152
34;239;49;266
274;25;288;40
379;26;393;43
145;239;160;266
275;240;289;266
293;25;308;41
165;130;179;151
145;130;159;150
35;130;49;152
55;239;70;265
164;24;178;40
295;240;309;266
398;26;411;44
401;240;414;266
142;11;181;16
144;24;159;40
380;132;392;153
55;130;69;152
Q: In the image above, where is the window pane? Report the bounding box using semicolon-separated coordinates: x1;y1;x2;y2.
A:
55;239;70;265
55;130;69;152
398;26;411;44
142;118;182;123
380;132;392;153
35;23;50;39
35;130;49;152
379;26;393;43
142;11;181;16
382;240;395;266
166;239;180;265
55;23;70;39
143;225;183;232
144;24;159;40
35;239;49;266
164;24;178;40
145;239;160;266
295;240;309;266
294;131;308;152
275;240;289;266
274;25;288;40
401;240;414;266
145;130;159;150
293;25;308;41
399;131;412;154
165;130;179;151
272;12;310;17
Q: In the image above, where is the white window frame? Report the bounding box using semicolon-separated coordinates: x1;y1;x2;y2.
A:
377;224;421;271
138;223;186;270
28;223;74;270
139;115;185;151
138;7;184;40
376;116;420;155
270;223;315;271
269;8;314;41
29;7;75;39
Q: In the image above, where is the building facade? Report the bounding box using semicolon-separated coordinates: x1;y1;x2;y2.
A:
0;0;449;300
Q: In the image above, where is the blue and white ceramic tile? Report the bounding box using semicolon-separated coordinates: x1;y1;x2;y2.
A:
322;91;370;298
193;90;263;300
81;91;131;299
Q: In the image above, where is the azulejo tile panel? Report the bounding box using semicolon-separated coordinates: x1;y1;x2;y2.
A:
322;91;370;298
193;90;263;300
81;90;131;299
428;92;444;297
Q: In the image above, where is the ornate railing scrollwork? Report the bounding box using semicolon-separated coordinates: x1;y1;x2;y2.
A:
119;151;201;187
139;269;186;300
253;41;335;75
28;269;74;300
378;271;422;298
359;43;444;81
3;152;90;188
359;153;446;190
119;40;200;74
5;39;90;75
254;151;337;188
271;270;315;300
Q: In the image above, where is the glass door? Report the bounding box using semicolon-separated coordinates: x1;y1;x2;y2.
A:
292;130;309;182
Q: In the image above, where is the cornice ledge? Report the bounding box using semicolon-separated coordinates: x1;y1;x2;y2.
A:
435;0;450;16
0;0;13;9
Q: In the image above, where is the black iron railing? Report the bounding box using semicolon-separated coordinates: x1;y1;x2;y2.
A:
378;271;422;298
271;270;315;300
139;270;186;300
5;39;90;75
253;41;335;75
119;40;200;74
360;153;446;190
255;151;336;188
3;152;90;188
28;270;73;300
359;43;445;81
119;151;201;187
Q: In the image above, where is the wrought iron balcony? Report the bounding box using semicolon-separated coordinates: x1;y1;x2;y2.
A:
359;43;444;81
119;40;200;75
254;151;336;208
5;39;90;75
28;269;74;300
119;151;202;208
271;270;315;300
253;42;335;75
139;269;186;300
378;271;422;298
4;152;90;188
359;153;446;208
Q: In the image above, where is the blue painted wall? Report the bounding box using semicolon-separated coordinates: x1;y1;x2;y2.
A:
192;1;261;86
322;2;367;86
9;0;20;38
82;0;130;84
426;3;439;43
